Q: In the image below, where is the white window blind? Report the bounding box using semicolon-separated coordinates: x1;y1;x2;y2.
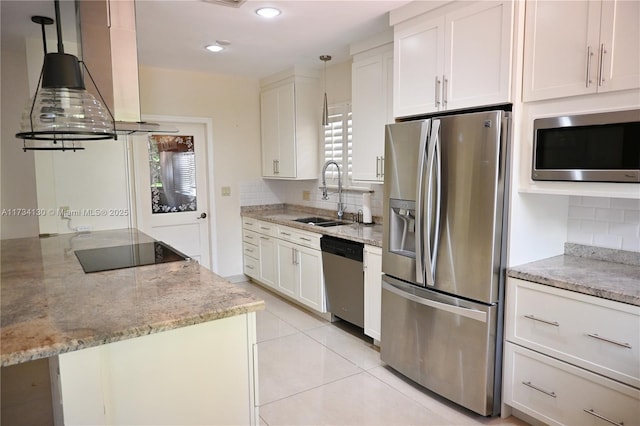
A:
323;103;352;182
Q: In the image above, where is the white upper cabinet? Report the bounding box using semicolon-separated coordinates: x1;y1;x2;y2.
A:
260;69;320;179
523;0;640;102
394;15;444;117
393;1;513;118
351;42;394;182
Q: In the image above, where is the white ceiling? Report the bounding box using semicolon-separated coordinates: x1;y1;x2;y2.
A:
2;0;412;79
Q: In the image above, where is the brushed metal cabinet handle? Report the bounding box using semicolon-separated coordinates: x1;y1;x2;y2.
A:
434;76;441;107
522;381;556;398
583;409;624;426
587;333;632;349
586;45;594;87
442;76;448;108
524;314;559;327
598;43;606;86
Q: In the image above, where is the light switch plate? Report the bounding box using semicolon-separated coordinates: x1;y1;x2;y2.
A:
302;190;310;201
221;186;231;196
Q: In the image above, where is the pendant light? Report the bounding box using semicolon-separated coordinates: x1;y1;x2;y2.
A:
15;0;116;152
320;55;331;126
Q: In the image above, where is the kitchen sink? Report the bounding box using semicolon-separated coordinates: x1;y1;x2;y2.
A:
293;217;347;227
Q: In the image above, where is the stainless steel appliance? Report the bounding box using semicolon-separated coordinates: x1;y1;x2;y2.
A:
532;109;640;183
381;110;510;416
321;236;364;328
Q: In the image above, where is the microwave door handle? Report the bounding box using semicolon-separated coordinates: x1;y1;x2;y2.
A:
415;121;430;285
424;120;440;286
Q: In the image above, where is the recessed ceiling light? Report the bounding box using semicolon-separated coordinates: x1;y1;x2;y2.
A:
256;7;281;18
205;44;224;53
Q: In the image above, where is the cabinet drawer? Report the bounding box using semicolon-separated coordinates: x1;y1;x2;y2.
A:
506;278;640;388
257;220;277;237
242;230;259;245
241;217;258;232
243;255;259;279
504;342;640;426
276;225;321;250
243;242;258;260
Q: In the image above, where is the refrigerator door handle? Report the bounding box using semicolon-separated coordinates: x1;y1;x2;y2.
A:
415;122;430;285
382;280;487;323
424;120;441;286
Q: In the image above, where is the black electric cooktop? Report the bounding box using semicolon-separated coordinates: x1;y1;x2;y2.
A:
74;241;189;273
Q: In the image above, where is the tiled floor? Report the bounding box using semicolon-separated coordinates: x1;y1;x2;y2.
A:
235;280;530;426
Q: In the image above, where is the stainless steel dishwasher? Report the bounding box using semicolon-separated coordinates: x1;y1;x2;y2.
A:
320;235;364;328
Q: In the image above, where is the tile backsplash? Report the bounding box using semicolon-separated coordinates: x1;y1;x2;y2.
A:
239;179;384;219
567;196;640;252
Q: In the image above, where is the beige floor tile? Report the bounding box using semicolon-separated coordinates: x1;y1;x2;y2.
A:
304;323;383;371
257;332;362;405
259;371;450;426
367;366;528;425
256;309;298;343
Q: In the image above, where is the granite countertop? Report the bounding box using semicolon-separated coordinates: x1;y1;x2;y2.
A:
1;229;265;367
508;243;640;306
241;204;384;247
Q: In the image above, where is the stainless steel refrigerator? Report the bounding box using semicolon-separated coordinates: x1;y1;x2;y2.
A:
381;109;510;416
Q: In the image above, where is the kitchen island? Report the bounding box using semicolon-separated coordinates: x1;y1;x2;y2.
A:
1;229;264;425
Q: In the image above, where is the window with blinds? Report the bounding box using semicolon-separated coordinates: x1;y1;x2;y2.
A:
323;103;352;182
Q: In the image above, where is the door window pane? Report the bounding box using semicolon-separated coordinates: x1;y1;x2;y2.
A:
148;135;197;213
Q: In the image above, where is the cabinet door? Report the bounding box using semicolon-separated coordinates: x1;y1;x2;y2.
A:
394;15;445;118
260;83;296;178
523;0;601;101
275;240;296;298
276;83;296;178
296;245;325;312
364;245;382;341
599;0;640;93
444;1;512;110
258;236;277;288
260;88;279;177
352;55;387;182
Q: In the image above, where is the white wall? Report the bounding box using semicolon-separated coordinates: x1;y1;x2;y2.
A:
138;65;261;278
0;42;40;239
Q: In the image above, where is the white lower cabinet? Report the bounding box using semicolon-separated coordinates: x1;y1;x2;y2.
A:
504;342;640;426
54;314;258;425
363;245;382;342
242;217;326;314
504;277;640;424
257;234;277;289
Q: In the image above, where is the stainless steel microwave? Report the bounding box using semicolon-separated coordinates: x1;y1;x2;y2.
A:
532;109;640;183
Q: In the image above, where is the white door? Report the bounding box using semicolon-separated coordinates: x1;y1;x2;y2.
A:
132;117;212;269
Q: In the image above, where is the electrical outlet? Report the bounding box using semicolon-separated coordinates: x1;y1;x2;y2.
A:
60;206;70;218
221;186;231;196
302;190;310;201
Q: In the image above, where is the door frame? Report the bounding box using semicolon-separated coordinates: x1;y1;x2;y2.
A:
130;114;218;272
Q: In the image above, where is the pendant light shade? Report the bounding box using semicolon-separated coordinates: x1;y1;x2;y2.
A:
15;2;116;151
320;55;331;126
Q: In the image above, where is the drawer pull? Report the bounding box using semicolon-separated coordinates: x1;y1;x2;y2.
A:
245;235;254;240
280;232;291;236
260;226;270;230
300;237;312;242
587;333;632;349
246;265;255;270
583;409;624;426
522;381;556;398
524;314;559;327
260;236;269;240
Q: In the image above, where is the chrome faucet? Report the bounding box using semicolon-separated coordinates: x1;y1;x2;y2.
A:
321;160;344;219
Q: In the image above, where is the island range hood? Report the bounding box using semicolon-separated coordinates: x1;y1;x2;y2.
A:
77;0;176;136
